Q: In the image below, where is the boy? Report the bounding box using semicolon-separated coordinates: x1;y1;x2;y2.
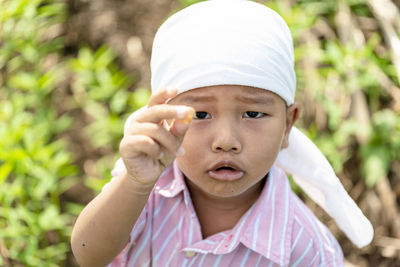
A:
71;0;372;266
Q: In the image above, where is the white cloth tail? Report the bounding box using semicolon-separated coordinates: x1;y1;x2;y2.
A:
276;127;374;248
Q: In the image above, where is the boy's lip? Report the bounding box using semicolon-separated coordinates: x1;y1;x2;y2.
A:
208;161;242;172
207;161;244;181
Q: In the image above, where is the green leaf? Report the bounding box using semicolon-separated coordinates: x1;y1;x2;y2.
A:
110;90;128;113
22;44;39;63
78;47;95;68
64;202;84;217
8;72;38;91
363;153;386;187
0;162;13;184
38;205;65;231
129;88;151;110
361;146;390;187
94;46;115;69
85;176;110;193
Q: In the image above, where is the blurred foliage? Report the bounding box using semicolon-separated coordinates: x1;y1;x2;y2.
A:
1;0;400;265
0;0;73;265
0;0;149;265
69;46;147;149
267;0;400;189
69;46;150;192
361;109;400;186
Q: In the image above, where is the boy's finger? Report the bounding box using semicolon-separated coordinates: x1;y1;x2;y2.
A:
120;134;162;160
169;119;191;140
158;147;176;168
136;105;194;124
147;87;178;107
126;122;183;156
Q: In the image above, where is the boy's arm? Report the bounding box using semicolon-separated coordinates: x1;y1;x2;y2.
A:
70;171;154;267
71;88;194;266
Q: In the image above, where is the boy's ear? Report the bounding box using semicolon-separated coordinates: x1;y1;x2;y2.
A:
281;103;299;149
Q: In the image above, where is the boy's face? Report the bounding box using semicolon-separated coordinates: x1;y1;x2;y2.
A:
169;85;298;198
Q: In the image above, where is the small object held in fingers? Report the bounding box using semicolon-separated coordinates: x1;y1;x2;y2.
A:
182;109;195;124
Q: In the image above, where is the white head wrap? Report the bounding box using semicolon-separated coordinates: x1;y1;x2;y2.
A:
125;0;373;247
151;0;295;105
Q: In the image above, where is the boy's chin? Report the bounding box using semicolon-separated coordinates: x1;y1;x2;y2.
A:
198;180;265;199
186;179;243;198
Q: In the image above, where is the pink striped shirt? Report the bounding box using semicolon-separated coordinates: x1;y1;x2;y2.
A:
107;161;344;266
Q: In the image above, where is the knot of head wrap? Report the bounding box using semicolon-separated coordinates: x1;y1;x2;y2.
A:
151;0;296;105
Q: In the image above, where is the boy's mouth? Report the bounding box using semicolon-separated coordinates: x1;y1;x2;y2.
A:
208;161;244;181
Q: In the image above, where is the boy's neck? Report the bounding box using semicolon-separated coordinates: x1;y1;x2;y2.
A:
185;177;266;238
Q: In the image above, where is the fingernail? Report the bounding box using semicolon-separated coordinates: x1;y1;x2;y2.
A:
157;151;164;159
176;146;185;157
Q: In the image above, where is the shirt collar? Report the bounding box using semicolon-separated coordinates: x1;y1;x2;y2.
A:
240;166;294;266
156;162;294;266
156;161;186;198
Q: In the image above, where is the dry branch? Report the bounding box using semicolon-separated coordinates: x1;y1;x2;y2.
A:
335;0;371;144
375;236;400;258
368;0;400;84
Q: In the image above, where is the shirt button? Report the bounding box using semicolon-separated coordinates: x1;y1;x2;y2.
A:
185;251;196;258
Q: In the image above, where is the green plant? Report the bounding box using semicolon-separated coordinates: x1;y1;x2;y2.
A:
270;0;400;187
69;46;150;193
0;0;75;265
361;109;400;186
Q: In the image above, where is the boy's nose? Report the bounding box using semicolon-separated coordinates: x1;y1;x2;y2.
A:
211;124;242;153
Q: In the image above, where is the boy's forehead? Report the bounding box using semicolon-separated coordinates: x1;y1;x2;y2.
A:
171;85;283;105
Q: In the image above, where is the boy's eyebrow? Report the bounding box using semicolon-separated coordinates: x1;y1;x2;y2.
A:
235;95;276;105
178;95;217;103
178;94;276;105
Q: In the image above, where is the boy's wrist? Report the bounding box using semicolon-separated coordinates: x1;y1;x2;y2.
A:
120;170;157;194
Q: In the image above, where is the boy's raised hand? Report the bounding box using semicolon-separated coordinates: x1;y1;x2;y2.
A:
119;88;194;185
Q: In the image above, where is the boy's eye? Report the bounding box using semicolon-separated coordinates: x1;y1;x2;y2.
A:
243;111;264;118
194;111;211;119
